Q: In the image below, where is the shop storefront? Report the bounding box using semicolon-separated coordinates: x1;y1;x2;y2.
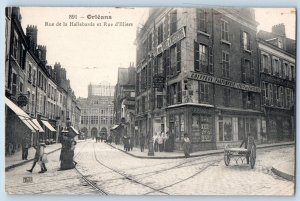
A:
166;104;263;152
215;108;262;149
265;108;294;142
5;97;39;155
167;104;216;152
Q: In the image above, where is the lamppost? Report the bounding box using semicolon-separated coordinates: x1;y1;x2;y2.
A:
148;113;154;156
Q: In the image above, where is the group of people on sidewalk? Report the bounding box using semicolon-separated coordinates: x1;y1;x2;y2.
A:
122;134;134;152
138;131;191;158
95;133;112;144
152;131;174;152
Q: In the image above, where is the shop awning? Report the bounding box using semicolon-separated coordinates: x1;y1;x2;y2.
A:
5;97;37;132
41;120;56;132
69;126;79;135
32;119;45;132
110;125;120;130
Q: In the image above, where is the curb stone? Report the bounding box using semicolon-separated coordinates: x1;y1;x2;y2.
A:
5;147;62;172
107;142;295;160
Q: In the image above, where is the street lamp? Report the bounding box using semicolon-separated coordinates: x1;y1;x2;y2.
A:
148;113;154;156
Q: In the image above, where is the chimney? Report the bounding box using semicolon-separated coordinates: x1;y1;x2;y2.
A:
12;7;22;23
272;23;286;37
26;25;38;50
37;45;47;64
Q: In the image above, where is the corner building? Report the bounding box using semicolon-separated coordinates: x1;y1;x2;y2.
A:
135;8;262;152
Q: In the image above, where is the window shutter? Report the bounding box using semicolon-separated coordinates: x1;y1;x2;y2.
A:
271;58;275;75
260;53;263;72
249;35;252;51
167;85;170;105
267;56;271;74
241;58;246;83
240;30;244;50
196;9;200;31
177;82;182;103
250;59;255;84
208;46;213;74
242;91;247;108
252;93;256;109
164;14;169;39
199;82;204;102
176;42;181;73
154;56;158;75
194;41;200;71
278;60;282;77
269;84;273;106
205;84;209;102
163;51;166;77
166;49;170;77
261;82;266;105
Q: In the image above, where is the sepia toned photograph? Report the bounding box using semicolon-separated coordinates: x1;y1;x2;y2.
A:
4;7;296;195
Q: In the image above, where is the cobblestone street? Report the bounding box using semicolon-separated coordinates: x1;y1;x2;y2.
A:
5;140;295;195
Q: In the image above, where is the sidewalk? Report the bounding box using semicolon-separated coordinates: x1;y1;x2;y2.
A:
272;160;295;181
107;141;295;159
5;143;62;171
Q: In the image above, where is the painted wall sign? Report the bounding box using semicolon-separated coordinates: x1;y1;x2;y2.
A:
188;72;261;93
152;26;186;56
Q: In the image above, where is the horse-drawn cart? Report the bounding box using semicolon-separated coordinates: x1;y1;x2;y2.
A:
224;136;256;169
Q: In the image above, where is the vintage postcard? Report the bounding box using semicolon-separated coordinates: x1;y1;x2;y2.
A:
4;7;296;195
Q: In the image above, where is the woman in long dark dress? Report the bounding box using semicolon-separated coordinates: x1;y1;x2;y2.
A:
181;133;191;158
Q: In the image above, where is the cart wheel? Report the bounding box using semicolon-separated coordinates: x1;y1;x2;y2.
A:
224;151;230;166
250;145;256;169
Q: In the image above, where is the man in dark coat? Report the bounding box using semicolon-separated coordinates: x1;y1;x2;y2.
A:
139;134;145;152
123;135;130;152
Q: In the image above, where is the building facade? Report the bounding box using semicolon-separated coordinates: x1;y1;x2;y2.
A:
257;24;296;142
135;8;266;152
78;84;114;139
113;64;136;144
5;7;80;155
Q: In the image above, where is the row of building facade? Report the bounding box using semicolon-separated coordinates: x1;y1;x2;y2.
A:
113;8;295;152
5;7;81;155
77;83;115;139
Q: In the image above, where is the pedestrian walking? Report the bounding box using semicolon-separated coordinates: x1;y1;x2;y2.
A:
181;133;191;158
100;133;103;142
22;139;29;160
107;135;112;144
130;135;134;151
96;132;100;142
153;132;158;152
27;143;47;173
157;133;164;152
123;134;130;152
139;134;145;152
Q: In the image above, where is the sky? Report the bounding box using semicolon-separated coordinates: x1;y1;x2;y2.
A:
20;7;296;98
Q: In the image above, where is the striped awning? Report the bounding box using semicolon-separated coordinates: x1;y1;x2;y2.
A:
32;119;45;132
69;126;79;135
5;97;37;132
41;120;56;132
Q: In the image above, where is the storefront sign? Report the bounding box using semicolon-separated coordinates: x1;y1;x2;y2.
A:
188;72;261;93
152;27;186;56
17;94;28;107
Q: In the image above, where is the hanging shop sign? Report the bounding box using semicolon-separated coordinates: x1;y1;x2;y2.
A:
17;94;28;107
188;72;261;93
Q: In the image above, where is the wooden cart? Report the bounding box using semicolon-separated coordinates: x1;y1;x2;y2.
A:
224;136;256;169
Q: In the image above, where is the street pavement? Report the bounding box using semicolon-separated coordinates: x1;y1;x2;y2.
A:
5;140;295;195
